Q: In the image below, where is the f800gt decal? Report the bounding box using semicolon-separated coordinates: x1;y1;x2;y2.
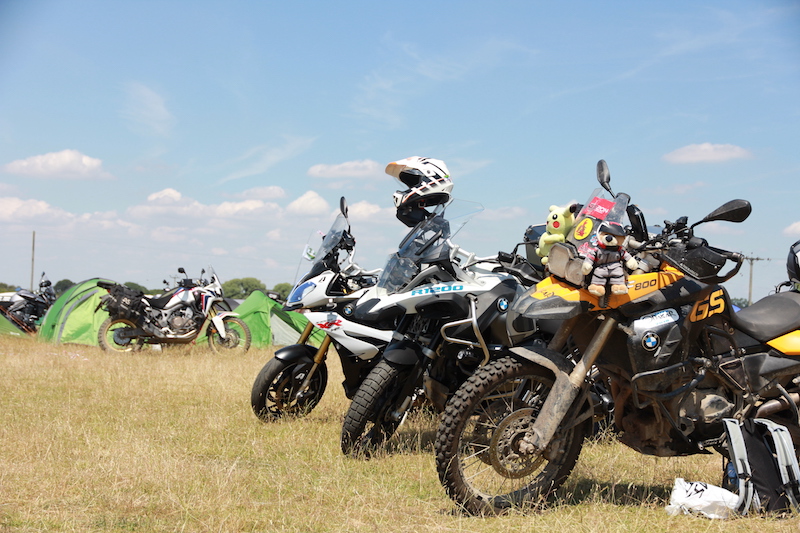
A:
411;284;464;296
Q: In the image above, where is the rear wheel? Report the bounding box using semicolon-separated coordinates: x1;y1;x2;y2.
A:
207;317;251;354
341;359;410;457
435;356;591;515
251;357;328;420
98;318;142;352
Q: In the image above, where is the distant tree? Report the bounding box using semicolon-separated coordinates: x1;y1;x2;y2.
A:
0;282;17;292
124;282;149;294
54;279;75;296
731;297;750;309
272;283;293;301
222;277;266;299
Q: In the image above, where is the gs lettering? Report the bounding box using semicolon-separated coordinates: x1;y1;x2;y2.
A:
690;289;726;322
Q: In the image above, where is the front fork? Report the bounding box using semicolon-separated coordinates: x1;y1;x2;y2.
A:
295;322;332;400
519;315;618;455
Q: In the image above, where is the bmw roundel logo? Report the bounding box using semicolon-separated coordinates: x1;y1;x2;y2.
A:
642;331;660;351
497;298;509;312
342;304;354;316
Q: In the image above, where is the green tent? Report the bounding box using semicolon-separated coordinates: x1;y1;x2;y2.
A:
231;290;326;348
37;278;114;346
0;312;25;337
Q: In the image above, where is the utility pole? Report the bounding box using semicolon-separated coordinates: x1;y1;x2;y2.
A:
745;255;771;305
30;231;36;291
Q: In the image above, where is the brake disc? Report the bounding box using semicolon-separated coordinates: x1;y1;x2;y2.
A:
488;408;544;479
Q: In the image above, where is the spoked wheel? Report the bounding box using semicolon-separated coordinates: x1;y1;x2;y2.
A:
341;359;410;457
98;317;143;352
251;357;328;420
435;356;591;515
207;317;251;354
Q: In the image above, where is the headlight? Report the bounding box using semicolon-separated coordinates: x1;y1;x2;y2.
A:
287;281;316;304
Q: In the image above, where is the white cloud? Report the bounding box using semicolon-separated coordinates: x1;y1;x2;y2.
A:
662;143;753;164
0;197;69;222
215;199;265;217
2;149;113;179
130;191;279;220
308;160;383;179
346;201;395;225
286;191;329;216
784;222;800;237
238;186;286;200
220;136;314;183
147;188;182;203
121;81;174;137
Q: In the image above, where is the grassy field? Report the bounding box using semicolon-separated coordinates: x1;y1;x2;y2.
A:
1;335;798;532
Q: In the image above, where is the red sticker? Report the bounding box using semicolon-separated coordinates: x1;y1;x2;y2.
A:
581;197;615;220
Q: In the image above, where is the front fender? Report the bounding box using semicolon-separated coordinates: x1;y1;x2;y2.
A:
509;344;574;378
210;311;240;339
382;339;423;366
274;343;317;364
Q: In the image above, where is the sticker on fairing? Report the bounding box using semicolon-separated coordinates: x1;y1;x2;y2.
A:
633;309;679;333
581;196;615;220
573;218;594;240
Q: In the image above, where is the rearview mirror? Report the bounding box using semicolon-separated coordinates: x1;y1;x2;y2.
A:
694;199;752;227
340;196;348;218
596;160;613;195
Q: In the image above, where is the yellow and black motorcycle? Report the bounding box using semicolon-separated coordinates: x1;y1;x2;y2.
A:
435;160;800;514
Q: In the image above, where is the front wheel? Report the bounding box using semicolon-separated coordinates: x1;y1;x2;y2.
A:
340;359;410;457
207;317;251;354
435;356;591;515
98;317;142;352
251;356;328;420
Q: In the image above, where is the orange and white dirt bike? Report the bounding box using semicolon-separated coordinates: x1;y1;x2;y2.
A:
435;160;800;514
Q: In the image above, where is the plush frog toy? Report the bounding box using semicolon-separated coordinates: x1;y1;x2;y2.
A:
536;203;578;265
581;221;639;297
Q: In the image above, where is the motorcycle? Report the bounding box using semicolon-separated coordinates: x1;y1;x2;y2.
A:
0;272;56;333
433;159;800;514
96;267;251;353
251;197;396;420
340;201;544;455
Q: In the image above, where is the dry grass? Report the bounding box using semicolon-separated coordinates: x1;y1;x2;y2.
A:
1;335;799;532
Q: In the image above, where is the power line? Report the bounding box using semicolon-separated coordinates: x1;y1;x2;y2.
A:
744;255;773;305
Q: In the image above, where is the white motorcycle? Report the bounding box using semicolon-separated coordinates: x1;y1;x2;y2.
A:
96;267;251;353
340;201;545;455
251;198;396;420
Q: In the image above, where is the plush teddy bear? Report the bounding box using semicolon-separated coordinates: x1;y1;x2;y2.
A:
536;203;578;265
581;221;639;297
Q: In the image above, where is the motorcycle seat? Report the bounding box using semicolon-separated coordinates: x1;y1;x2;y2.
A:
730;291;800;343
147;294;174;309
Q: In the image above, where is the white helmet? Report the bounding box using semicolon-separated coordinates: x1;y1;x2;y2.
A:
386;156;453;226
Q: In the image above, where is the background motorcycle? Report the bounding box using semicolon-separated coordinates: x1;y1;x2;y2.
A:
434;160;800;514
97;267;251;353
340;201;544;455
251;197;395;420
0;272;56;333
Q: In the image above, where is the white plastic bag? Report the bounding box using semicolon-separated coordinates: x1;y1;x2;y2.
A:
665;478;739;519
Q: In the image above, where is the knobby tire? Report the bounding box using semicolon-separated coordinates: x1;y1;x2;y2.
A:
251;357;328;420
435;356;591;515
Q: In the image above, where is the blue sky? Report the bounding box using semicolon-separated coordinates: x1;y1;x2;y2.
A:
1;1;798;301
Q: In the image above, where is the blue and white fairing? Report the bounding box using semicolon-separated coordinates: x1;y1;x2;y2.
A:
354;199;514;318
